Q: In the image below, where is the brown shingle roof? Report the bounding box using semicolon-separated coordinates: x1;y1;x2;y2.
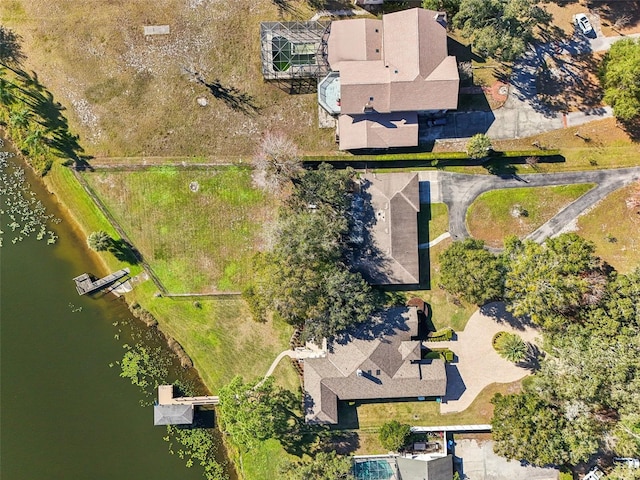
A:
304;307;447;424
328;8;459;149
328;8;459;116
338;112;419;150
354;172;420;285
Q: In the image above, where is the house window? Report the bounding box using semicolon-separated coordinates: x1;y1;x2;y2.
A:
369;97;374;101
376;369;381;375
375;28;379;33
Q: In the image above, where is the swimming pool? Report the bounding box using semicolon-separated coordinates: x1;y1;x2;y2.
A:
353;459;397;480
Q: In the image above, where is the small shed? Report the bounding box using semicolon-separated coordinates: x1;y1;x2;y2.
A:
153;404;194;426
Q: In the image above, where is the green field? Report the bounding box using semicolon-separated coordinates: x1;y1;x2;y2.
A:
412;202;476;333
82;166;273;293
466;184;595;248
576;183;640;274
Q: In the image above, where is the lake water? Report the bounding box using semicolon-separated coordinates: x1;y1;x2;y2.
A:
0;146;228;479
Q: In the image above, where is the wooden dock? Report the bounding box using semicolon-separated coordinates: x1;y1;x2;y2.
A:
73;268;130;295
157;385;219;406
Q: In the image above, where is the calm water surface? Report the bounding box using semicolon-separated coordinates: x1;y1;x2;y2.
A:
0;149;216;479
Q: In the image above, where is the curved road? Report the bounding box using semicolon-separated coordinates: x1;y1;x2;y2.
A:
421;167;640;244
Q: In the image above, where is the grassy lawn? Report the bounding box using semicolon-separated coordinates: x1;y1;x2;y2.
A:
347;380;523;454
0;0;335;158
413;204;475;332
42;163;143;274
409;239;477;333
576;183;640;274
466;184;595;248
82;166;273;293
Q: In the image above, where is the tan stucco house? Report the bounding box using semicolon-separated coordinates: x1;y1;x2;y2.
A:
319;7;459;150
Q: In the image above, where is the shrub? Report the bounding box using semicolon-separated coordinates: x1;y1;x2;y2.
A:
379;420;411;452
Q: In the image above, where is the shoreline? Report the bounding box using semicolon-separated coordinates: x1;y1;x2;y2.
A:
0;128;240;479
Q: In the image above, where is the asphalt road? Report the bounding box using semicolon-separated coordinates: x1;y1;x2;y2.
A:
420;167;640;244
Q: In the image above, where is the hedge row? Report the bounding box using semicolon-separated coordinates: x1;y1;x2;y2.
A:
303;149;561;163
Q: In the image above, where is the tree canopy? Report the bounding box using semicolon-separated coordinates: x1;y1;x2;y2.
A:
503;234;603;330
379;420;412;452
600;38;640;122
248;164;383;340
438;238;504;305
492;265;640;466
87;230;112;251
280;451;354;480
453;0;551;62
217;376;299;451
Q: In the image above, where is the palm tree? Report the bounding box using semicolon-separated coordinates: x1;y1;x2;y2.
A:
494;332;527;363
87;231;112;251
23;127;46;156
9;107;30;130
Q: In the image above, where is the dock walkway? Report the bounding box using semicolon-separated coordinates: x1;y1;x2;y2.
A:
73;268;130;295
157;385;219;406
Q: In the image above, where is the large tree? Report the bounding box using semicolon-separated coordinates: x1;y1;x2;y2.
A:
453;0;551;62
503;234;602;330
248;164;383;340
600;38;640;122
438;238;504;305
491;393;572;466
280;452;354;480
493;267;640;467
252;132;302;194
217;376;299;451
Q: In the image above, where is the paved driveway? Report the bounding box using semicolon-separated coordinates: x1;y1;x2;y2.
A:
420;32;640;145
426;302;540;414
420;167;640;243
454;439;559;480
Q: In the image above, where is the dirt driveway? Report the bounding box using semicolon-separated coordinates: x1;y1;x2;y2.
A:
454;439;559;480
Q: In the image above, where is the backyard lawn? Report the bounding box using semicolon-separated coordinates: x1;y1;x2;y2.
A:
347;380;523;454
412;203;475;332
466;184;595;248
576;183;640;274
82;166;274;293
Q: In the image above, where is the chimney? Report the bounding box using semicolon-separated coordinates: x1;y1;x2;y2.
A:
434;12;447;27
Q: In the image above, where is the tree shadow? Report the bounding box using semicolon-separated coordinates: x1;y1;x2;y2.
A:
108;238;141;265
204;79;260;115
0;26;26;66
7;67;92;169
479;302;534;331
516;342;544;373
271;0;300;16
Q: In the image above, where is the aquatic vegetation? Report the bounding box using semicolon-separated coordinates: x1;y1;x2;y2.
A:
0;151;60;247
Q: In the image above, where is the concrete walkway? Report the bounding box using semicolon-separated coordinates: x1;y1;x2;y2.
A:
431;302;540;414
418;232;451;250
421;167;640;243
258;346;326;387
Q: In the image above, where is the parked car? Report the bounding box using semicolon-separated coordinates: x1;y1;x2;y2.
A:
614;457;640;468
575;13;593;35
